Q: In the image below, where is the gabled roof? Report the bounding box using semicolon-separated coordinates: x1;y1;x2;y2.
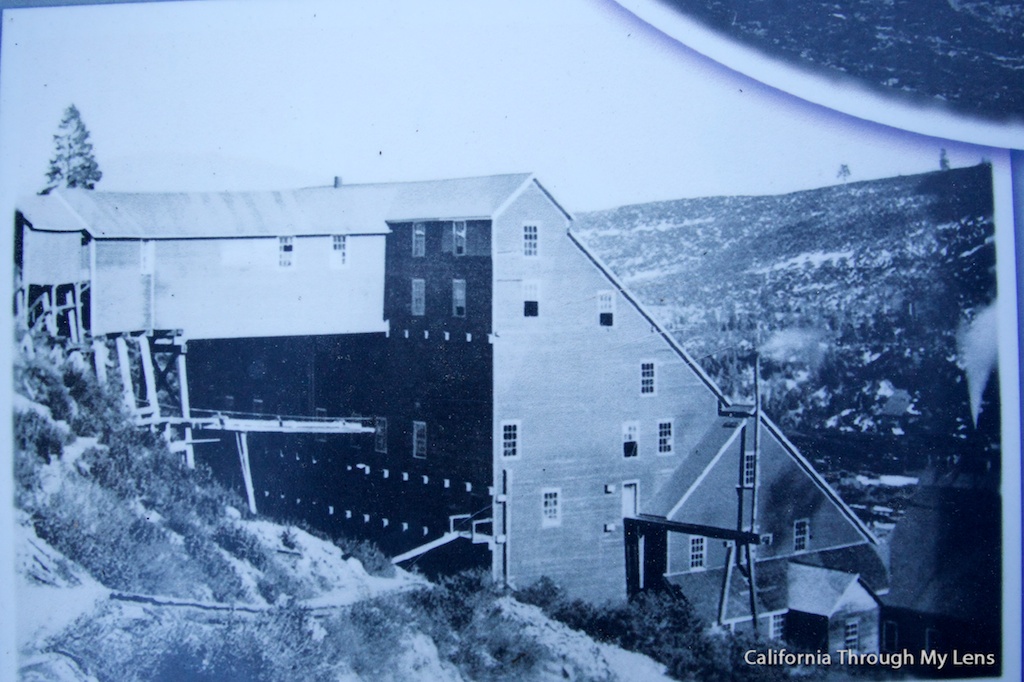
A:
17;173;535;239
787;563;877;617
645;416;745;518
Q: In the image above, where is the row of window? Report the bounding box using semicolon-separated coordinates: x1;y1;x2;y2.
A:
276;235;347;269
502;417;674;459
407;279;623;329
410;222;540;258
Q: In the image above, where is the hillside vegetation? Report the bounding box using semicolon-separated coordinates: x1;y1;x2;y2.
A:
575;165;998;489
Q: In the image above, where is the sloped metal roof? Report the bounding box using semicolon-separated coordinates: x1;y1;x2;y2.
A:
18;173;534;239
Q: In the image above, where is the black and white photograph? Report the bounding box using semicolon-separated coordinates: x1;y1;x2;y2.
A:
1;1;1020;680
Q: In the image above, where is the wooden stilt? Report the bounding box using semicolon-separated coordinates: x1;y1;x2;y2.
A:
746;542;759;635
720;543;735;625
236;432;257;515
137;335;159;419
177;342;195;469
114;336;136;411
92;338;108;386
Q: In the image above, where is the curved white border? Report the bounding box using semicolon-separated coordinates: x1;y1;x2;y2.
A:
617;0;1024;149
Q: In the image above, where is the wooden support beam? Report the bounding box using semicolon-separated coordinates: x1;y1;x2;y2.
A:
177;343;195;469
719;543;735;625
114;336;136;411
635;514;761;544
236;432;257;515
137;335;159;419
92;339;108;386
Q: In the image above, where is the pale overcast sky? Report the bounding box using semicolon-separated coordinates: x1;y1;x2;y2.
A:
0;0;993;211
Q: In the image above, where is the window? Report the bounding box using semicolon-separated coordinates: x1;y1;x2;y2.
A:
412;222;426;257
760;533;774;546
640;362;656;395
374;417;387;454
140;240;155;274
523;224;538;257
452;279;466;318
794;518;809;552
411;279;426;316
541;488;561;527
501;420;520;458
924;627;939;651
882;620;898;652
622;421;639;458
743;451;756;487
278;237;294;267
657;420;673;454
412;421;427;459
452;221;467;256
330;235;347;268
689;536;705;569
844;619;859;653
598;290;615;326
523;280;539;317
770;613;786;641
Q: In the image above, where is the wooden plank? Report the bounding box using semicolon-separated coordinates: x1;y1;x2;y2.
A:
391;532;463;564
236;432;257;515
114;335;136;411
137;335;159;418
92;339;108;386
177;346;195;469
635;514;761;544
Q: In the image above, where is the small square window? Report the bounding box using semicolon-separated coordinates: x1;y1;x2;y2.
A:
743;451;756;487
330;235;347;268
771;613;786;641
622;422;639;458
640;362;656;395
412;421;427;459
452;221;467;256
844;619;859;653
657;420;673;454
412;223;426;258
374;417;387;454
523;224;538;257
502;421;520;458
689;536;705;569
598;290;615;326
411;279;426;316
278;236;294;268
452;279;466;318
794;518;809;552
541;488;561;527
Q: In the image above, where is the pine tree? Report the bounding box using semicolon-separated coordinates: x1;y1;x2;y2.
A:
42;104;102;194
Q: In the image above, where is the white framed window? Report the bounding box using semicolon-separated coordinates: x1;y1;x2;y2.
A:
501;420;520;458
689;536;705;569
760;533;774;546
412;421;427;459
523;223;538;257
278;236;294;268
330;235;347;268
140;240;155;275
374;417;387;454
598;290;615;326
522;280;539;317
657;420;673;454
452;221;467;256
794;518;809;552
412;222;426;257
411;279;426;316
844;619;859;653
622;421;639;458
452;279;466;318
541;487;561;527
743;451;756;487
640;362;656;395
770;612;786;641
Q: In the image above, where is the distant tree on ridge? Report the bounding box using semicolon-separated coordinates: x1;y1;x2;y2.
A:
41;104;102;194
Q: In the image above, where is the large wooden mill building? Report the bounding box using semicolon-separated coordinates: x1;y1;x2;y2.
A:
15;174;887;652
